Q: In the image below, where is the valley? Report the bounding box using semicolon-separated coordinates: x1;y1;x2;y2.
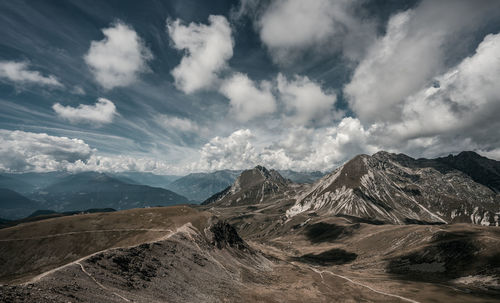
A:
0;151;499;302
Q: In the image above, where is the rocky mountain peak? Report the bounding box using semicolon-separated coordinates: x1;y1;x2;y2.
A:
288;151;500;225
202;166;290;206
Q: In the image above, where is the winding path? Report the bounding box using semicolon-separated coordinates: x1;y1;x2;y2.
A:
0;228;174;242
305;264;421;303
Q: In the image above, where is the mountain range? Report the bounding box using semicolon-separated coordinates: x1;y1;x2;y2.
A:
204;151;500;226
0;172;188;219
1;151;500;302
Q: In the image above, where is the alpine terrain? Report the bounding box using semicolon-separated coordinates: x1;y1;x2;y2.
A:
1;151;499;303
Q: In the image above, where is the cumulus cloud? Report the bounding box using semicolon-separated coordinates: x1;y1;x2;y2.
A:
0;61;63;87
168;15;233;94
192;119;379;172
84;21;153;89
53;98;117;125
344;0;500;124
220;72;276;122
0;130;94;172
260;117;379;171
194;129;257;171
155;114;199;132
277;73;340;126
256;0;374;63
388;32;500;147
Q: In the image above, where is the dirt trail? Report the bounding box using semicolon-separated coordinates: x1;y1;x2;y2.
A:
0;228;174;242
77;262;131;302
23;227;179;285
304;264;421;303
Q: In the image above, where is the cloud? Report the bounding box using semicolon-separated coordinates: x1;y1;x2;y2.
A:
53;98;117;125
256;0;375;63
219;72;276;122
277;73;340;126
0;61;63;87
344;0;500;125
84;21;153;89
71;85;85;95
388;32;500;148
168;15;233;94
0;129;94;172
154;114;199;132
194;129;257;171
261;117;379;171
192;119;379;172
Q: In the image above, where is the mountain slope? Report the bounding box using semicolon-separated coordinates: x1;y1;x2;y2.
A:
166;170;241;202
436;151;500;193
0;175;35;194
287;152;500;225
0;188;39;219
31;172;188;212
111;172;180;188
202;166;291;207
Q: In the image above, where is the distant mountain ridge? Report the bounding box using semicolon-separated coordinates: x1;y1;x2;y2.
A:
0;188;39;219
166;170;242;202
30;172;188;212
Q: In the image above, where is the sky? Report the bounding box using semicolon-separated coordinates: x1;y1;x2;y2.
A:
1;0;500;175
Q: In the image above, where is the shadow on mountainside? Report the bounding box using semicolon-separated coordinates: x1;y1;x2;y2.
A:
305;222;360;243
387;230;500;286
292;248;358;266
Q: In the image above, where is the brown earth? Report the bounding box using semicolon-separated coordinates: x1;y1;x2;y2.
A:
0;203;499;302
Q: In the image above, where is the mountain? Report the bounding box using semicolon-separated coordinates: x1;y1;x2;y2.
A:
278;170;325;183
436;151;500;193
0;188;39;219
166;170;241;202
111;172;180;188
0;175;35;194
202;166;291;207
30;172;188;212
2;172;69;191
287;151;500;225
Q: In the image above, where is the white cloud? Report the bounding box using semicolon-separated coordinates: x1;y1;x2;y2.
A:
277;73;339;126
191;119;379;172
389;32;500;146
261;117;379;171
344;0;500;125
0;129;185;174
53;98;117;125
256;0;374;63
0;130;94;172
84;21;153;89
0;61;63;87
155;114;199;132
220;72;276;122
168;15;233;94
194;129;257;171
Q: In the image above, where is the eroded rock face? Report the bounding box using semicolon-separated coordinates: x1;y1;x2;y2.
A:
288;152;500;225
202;166;290;207
210;221;247;250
